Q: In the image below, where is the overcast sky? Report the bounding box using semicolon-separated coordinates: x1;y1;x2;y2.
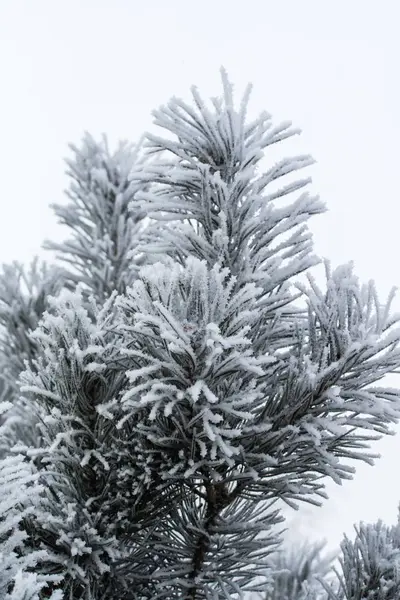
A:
1;0;399;553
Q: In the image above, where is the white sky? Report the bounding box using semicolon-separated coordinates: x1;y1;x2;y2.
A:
1;0;400;555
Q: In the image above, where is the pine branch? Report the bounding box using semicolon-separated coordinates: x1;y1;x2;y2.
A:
45;133;148;302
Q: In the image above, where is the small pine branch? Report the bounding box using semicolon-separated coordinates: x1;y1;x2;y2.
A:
17;287;125;597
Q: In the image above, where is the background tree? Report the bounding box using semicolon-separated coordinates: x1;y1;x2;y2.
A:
0;133;147;455
0;452;63;600
0;135;150;598
260;510;400;599
262;540;333;600
0;259;63;455
322;515;400;599
45;132;147;302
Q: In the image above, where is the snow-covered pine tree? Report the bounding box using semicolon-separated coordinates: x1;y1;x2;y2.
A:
96;71;400;597
44;132;147;302
2;72;400;599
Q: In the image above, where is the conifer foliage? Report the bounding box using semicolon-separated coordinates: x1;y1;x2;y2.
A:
45;133;146;302
0;260;63;454
1;72;400;599
263;540;333;600
328;517;400;599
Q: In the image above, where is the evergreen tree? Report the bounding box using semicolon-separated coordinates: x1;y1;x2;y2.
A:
1;72;400;598
112;70;400;596
277;512;400;600
0;259;63;396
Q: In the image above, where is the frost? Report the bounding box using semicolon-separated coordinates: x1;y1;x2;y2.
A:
1;71;400;599
44;132;147;302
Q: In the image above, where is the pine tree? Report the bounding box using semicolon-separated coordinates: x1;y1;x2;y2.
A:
279;512;400;600
108;70;400;596
1;72;400;598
